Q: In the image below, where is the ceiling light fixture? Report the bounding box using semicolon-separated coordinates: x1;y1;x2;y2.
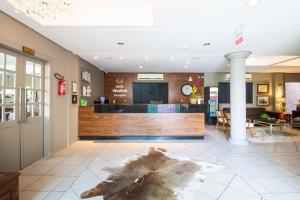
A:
94;56;98;60
145;56;149;60
8;0;72;20
184;65;188;69
120;56;124;60
186;60;190;64
170;56;175;61
247;0;261;6
139;65;143;69
182;45;188;50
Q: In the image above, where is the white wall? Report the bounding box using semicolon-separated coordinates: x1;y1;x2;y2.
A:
0;12;92;154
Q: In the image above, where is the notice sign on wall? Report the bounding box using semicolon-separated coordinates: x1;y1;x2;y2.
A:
234;25;245;46
113;77;128;98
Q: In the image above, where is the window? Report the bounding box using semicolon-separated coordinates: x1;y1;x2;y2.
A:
0;52;17;122
25;60;42;118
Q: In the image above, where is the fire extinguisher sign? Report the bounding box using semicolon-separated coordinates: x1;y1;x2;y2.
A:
54;73;66;96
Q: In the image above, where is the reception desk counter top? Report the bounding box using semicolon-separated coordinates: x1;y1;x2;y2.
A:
79;104;206;139
94;104;206;113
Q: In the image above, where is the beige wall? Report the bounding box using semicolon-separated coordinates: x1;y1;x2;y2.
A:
205;72;274;111
0;12;101;154
79;58;105;106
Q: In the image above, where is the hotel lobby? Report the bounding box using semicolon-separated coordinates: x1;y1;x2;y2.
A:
1;0;300;199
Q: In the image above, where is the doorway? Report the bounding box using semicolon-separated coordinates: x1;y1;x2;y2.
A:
0;48;45;171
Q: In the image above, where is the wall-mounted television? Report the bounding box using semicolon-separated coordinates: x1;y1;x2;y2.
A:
132;82;168;104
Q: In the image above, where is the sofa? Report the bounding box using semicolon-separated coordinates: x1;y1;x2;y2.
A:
222;107;280;121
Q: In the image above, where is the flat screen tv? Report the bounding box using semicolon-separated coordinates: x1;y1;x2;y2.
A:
132;82;168;104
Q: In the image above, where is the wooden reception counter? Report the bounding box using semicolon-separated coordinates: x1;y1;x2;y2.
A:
79;104;206;139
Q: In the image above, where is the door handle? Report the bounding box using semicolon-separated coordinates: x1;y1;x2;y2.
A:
24;89;28;123
19;88;27;123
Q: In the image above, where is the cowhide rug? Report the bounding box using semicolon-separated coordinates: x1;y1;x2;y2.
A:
81;147;223;200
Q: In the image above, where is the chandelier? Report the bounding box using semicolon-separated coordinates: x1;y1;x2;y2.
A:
8;0;72;20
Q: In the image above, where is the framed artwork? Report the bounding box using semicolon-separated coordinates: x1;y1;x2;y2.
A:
72;81;78;93
257;84;269;93
257;96;270;106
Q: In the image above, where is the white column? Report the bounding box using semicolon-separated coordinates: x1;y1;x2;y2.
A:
225;51;251;145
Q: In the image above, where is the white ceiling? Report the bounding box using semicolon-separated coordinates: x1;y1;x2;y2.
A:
1;0;300;72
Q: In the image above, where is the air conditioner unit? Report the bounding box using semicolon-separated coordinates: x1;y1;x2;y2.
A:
137;74;164;81
245;74;252;81
224;73;252;81
224;73;231;81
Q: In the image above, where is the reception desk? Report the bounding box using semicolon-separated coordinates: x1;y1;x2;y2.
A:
79;104;206;139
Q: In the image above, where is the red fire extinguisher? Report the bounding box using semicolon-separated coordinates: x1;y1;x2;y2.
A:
54;73;66;96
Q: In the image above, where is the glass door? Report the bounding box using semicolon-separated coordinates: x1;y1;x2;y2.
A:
0;48;45;171
0;51;17;123
0;49;20;171
21;58;44;168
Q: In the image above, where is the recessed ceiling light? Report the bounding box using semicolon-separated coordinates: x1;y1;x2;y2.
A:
120;56;124;60
184;65;188;69
247;0;261;6
170;56;175;61
182;45;188;50
139;65;143;69
186;60;190;64
145;56;149;60
117;42;124;45
94;56;98;60
203;42;211;46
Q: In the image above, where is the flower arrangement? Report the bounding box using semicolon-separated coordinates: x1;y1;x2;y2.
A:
189;78;202;104
190;79;201;99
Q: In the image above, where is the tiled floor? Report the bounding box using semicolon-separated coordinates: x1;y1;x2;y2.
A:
19;126;300;200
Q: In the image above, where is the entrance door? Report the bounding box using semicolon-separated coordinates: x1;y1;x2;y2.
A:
21;58;44;168
0;48;44;171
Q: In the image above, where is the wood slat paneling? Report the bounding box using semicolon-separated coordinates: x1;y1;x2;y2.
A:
79;107;205;137
104;73;204;104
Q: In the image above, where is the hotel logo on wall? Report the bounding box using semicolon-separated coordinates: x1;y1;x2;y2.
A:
113;77;127;97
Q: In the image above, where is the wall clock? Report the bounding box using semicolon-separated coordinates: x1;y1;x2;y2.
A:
181;84;193;96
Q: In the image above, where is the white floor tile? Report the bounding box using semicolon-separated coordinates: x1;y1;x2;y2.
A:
19;191;49;200
27;176;64;192
43;191;65;200
19;175;40;191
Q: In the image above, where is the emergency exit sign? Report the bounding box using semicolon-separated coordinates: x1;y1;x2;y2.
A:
235;25;245;46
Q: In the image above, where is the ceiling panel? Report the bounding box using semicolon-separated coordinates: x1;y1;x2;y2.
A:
272;57;300;67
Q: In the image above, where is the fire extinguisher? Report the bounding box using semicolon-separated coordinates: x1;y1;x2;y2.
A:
54;73;66;96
